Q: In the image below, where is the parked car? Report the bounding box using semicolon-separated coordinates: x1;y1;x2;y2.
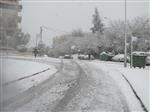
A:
112;54;130;62
43;54;48;57
64;54;73;59
78;54;85;60
146;52;150;65
146;56;150;65
78;54;94;60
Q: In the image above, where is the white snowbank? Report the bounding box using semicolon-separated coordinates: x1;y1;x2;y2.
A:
87;60;149;111
1;58;57;101
1;59;52;83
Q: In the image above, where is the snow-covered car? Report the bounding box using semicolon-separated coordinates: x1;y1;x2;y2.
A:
146;52;150;65
78;54;85;60
112;54;130;62
78;54;94;60
43;54;48;57
83;55;89;60
64;54;73;59
146;56;150;65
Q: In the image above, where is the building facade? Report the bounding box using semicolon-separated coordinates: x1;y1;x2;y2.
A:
0;0;22;48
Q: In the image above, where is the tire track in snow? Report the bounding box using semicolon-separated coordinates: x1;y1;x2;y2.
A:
53;60;130;112
118;71;148;112
77;61;130;112
3;68;50;86
51;60;86;112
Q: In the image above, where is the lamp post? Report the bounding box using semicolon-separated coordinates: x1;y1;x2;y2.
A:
39;26;43;44
124;0;127;67
35;34;40;48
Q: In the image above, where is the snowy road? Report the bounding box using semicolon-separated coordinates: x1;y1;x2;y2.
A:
57;60;130;112
1;57;148;112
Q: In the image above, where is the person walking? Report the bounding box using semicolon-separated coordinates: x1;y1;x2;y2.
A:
33;48;38;58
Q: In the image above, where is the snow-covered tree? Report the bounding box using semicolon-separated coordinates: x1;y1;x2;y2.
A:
91;8;104;34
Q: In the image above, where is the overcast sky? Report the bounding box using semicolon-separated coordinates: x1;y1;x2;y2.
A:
21;0;149;47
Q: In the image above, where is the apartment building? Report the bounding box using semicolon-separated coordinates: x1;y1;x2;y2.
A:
0;0;22;47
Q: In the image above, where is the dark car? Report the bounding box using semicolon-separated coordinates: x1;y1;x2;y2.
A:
64;54;73;59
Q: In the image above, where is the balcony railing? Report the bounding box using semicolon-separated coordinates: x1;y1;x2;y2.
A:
0;2;22;12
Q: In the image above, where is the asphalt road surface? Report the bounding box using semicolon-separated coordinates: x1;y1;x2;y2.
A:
1;57;130;112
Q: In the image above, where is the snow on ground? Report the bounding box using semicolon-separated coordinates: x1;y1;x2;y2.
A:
1;55;62;69
14;59;78;112
1;58;52;83
64;60;130;112
116;66;149;110
1;58;57;102
85;60;149;111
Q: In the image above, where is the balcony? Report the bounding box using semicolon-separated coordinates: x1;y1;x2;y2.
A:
0;0;18;5
18;15;22;23
0;2;17;10
0;1;22;12
18;4;22;12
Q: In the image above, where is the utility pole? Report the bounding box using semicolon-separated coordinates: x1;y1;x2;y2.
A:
130;37;133;68
35;34;39;48
124;0;127;67
39;26;43;44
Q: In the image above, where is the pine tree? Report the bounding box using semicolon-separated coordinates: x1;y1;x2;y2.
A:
91;8;104;34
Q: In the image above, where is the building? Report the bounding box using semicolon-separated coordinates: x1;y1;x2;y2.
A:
0;0;22;48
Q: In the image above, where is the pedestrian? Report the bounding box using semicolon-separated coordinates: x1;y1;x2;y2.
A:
88;49;91;60
33;48;38;58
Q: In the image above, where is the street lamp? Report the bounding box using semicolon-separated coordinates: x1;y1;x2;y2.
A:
124;0;127;67
35;33;40;48
39;26;43;44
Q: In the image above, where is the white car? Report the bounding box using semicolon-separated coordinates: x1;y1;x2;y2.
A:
146;56;150;65
78;54;94;60
112;54;130;62
78;54;85;59
146;52;150;65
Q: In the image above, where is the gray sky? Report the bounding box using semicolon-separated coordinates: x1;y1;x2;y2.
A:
21;0;149;47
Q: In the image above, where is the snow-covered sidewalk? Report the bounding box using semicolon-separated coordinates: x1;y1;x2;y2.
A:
1;57;57;102
86;60;149;111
